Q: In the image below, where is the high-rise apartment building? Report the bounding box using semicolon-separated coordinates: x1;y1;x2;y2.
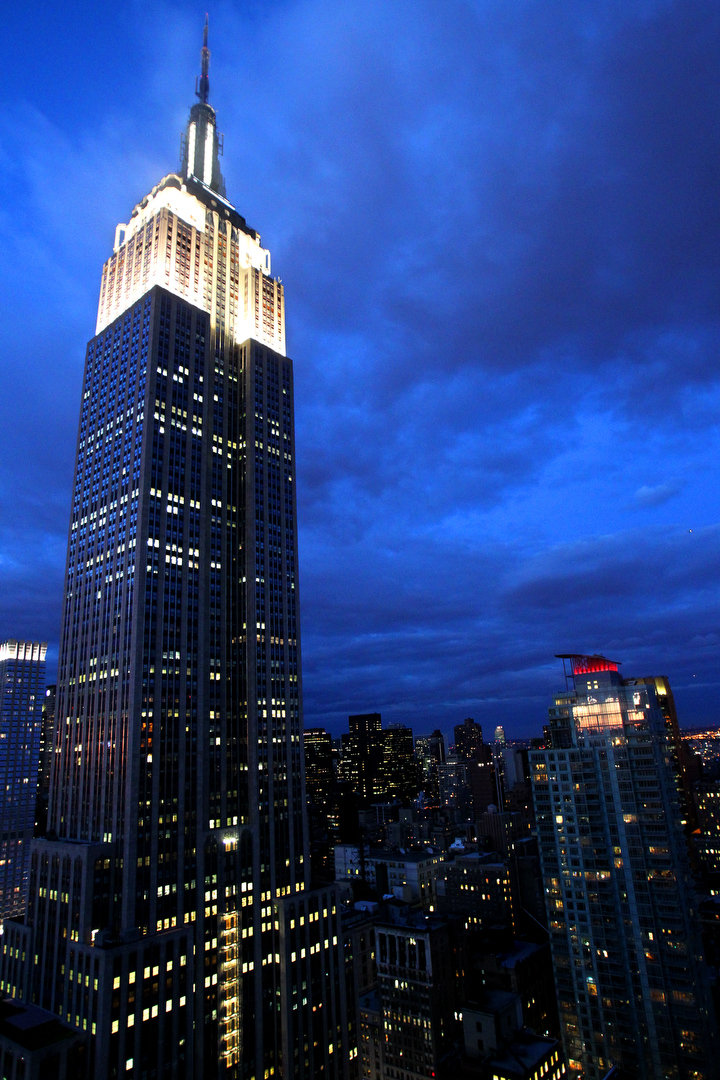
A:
531;654;716;1080
0;24;349;1080
0;641;46;921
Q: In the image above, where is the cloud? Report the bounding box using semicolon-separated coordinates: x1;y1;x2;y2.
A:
633;483;679;507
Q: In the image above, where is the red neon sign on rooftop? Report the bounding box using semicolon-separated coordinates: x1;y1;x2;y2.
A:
556;654;621;676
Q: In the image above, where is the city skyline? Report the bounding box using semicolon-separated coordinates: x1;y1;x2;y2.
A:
2;2;720;742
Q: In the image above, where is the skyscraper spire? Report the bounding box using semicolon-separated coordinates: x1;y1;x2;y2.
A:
197;13;210;104
183;13;226;196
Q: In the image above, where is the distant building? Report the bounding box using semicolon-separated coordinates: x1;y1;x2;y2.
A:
334;846;443;908
437;852;515;931
494;725;506;746
335;844;374;887
304;727;334;807
455;718;484;760
379;725;418;804
373;850;442;907
695;782;720;883
340;714;385;803
531;653;717;1079
414;730;445;803
475;809;530;857
0;641;46;921
468;756;497;818
438;759;474;817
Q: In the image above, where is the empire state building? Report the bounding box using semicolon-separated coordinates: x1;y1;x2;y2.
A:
0;21;349;1080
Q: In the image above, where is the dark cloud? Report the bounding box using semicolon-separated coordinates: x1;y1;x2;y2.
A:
1;1;720;743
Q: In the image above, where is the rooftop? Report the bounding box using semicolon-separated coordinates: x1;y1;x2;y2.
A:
0;996;80;1053
486;1032;558;1077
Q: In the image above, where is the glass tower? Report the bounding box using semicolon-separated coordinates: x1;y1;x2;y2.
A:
531;654;716;1080
0;640;46;920
0;23;349;1080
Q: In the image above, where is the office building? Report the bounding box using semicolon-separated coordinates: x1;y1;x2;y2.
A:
694;783;720;887
437;852;515;931
275;885;350;1077
475;809;529;857
414;730;445;804
304;728;333;808
438;759;474;817
455;718;484;760
375;912;458;1079
341;907;376;1080
494;726;506;747
0;641;46;921
0;23;347;1080
531;654;716;1080
340;714;384;804
469;756;497;819
379;725;418;804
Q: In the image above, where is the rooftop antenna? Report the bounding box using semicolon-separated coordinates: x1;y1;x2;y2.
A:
196;13;210;104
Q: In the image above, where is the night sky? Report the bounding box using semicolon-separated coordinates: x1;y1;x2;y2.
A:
2;1;720;743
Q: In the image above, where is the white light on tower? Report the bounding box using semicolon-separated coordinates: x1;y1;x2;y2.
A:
187;121;196;177
203;122;214;185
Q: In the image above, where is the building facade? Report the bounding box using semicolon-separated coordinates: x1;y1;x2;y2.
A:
340;714;384;804
0;24;348;1080
379;726;418;804
0;641;46;922
455;718;483;761
414;731;445;805
375;914;458;1080
531;654;716;1080
35;683;56;837
304;728;333;808
436;853;515;932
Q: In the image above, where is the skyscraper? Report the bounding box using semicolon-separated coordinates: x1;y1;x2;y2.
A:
414;729;445;804
0;641;46;920
339;714;384;803
454;717;484;760
303;728;333;809
0;23;348;1080
378;725;417;804
531;654;716;1080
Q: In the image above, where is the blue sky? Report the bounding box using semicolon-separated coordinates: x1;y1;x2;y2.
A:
1;0;720;741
